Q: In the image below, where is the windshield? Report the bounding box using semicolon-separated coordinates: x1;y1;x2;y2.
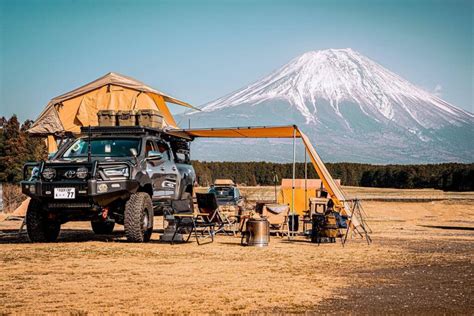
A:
62;138;141;158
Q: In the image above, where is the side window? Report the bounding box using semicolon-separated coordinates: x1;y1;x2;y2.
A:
169;140;190;164
156;141;171;161
145;140;156;156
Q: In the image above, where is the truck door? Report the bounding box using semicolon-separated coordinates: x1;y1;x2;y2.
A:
145;140;179;201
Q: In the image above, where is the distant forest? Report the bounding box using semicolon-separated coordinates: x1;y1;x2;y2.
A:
1;115;472;191
193;161;474;191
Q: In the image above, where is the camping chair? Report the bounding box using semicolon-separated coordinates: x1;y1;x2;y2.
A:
196;193;237;236
170;199;215;245
261;204;290;236
303;197;328;234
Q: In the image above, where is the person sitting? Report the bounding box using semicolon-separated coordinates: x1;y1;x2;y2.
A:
325;199;334;215
208;184;216;195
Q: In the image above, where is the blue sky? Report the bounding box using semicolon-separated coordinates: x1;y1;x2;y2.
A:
0;0;472;121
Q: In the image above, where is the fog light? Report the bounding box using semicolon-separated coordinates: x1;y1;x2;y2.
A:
42;168;56;180
76;167;88;179
97;183;108;193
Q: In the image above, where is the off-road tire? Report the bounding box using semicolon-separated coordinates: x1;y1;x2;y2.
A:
124;192;154;242
91;221;115;235
26;199;61;242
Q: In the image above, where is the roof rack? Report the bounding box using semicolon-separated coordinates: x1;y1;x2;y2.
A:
80;126;162;135
79;126;192;141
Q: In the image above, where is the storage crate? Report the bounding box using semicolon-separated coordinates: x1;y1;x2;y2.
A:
116;110;137;126
97;110;117;127
137;109;164;128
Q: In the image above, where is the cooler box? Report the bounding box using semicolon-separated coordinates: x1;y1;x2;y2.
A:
116;110;137;126
97;110;116;127
137;109;164;128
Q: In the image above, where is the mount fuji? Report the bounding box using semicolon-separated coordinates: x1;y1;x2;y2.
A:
180;48;474;163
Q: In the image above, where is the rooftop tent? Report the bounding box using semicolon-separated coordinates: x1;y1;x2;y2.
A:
28;72;199;135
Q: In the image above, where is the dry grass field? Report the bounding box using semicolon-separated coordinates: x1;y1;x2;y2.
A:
0;187;473;314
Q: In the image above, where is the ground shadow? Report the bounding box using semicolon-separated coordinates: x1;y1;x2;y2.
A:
419;225;474;231
0;225;167;244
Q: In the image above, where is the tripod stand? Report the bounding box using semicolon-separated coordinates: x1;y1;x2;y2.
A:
342;199;372;245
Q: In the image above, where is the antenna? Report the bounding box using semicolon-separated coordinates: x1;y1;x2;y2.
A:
87;125;92;163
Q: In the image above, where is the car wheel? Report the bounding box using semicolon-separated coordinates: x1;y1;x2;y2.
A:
91;220;115;234
26;199;60;242
124;192;154;242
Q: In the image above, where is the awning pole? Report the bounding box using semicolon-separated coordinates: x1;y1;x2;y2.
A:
290;127;296;240
304;149;307;213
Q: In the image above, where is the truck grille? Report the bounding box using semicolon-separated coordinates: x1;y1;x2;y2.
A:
42;164;92;181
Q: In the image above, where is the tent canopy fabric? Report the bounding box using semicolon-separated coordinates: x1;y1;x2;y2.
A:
168;125;302;139
171;125;350;216
28;72;199;135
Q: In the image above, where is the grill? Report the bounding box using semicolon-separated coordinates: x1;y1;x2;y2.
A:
42;164;92;181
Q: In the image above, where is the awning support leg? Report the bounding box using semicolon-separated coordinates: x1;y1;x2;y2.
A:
289;127;296;240
304;149;307;213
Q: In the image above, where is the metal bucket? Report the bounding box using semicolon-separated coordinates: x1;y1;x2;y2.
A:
241;218;269;247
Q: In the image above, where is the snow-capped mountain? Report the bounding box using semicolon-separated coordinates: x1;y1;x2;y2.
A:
181;48;474;163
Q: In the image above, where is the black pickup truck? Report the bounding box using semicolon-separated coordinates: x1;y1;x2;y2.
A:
21;126;196;242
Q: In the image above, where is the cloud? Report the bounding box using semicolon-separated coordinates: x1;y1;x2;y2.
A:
433;84;443;97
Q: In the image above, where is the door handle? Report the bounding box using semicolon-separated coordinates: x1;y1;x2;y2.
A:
160;166;165;171
172;167;177;171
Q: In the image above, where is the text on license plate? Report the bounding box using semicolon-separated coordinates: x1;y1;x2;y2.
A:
54;188;75;199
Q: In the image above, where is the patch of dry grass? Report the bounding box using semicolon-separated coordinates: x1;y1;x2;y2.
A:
0;188;473;313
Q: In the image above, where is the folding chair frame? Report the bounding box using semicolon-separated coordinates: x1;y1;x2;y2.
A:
171;213;215;245
196;193;237;237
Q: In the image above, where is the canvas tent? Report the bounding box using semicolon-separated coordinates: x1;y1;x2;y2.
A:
278;179;341;215
28;72;198;151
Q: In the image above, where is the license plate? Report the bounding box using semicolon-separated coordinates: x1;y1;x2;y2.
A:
54;188;75;199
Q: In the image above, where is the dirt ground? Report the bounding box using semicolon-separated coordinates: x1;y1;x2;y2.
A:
0;188;473;314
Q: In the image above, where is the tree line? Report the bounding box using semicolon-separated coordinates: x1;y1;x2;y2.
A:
0;115;472;191
0;115;48;183
192;161;474;191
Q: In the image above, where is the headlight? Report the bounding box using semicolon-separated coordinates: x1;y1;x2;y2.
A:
76;167;88;179
42;168;56;180
103;166;129;178
29;167;40;181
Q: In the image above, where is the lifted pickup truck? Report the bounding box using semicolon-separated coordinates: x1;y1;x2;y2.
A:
21;126;195;242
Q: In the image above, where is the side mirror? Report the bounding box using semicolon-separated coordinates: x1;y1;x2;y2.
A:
47;152;57;160
130;148;138;157
147;150;163;160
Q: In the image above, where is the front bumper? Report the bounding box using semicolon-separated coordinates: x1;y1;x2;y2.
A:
21;179;139;205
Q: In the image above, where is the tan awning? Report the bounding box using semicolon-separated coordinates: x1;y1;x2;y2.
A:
168;125;352;218
167;125;302;139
